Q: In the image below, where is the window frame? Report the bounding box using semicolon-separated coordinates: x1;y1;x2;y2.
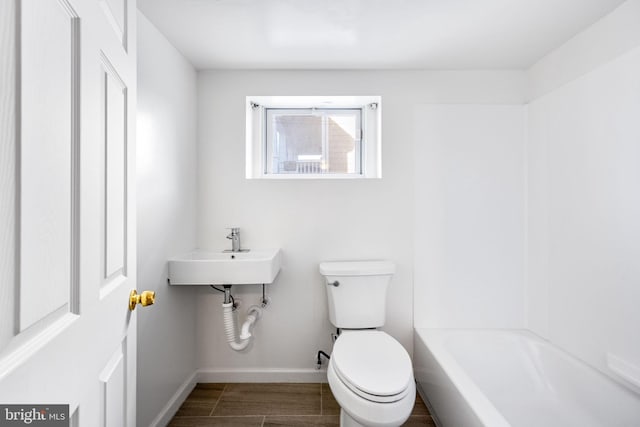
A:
246;96;382;179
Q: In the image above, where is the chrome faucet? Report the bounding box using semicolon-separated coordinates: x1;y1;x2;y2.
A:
226;227;242;252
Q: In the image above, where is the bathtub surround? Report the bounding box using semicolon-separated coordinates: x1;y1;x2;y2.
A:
137;13;198;427
413;104;526;329
525;0;640;391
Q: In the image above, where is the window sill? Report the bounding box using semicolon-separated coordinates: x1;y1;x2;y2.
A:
248;174;380;180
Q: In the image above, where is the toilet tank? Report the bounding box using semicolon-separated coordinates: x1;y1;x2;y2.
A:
319;260;396;329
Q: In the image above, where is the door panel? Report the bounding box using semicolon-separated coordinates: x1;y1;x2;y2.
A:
99;0;128;50
102;57;128;286
99;343;126;427
0;0;138;425
0;0;16;349
19;0;79;331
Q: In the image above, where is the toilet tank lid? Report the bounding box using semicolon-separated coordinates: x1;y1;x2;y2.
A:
319;260;396;276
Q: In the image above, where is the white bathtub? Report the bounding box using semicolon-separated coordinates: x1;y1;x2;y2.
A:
414;329;640;427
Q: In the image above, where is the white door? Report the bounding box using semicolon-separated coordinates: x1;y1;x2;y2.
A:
0;0;141;425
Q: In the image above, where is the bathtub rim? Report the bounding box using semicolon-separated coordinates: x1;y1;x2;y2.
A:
414;327;640;427
414;327;512;427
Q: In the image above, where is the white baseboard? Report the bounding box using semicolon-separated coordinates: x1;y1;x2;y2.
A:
197;368;328;383
148;371;197;427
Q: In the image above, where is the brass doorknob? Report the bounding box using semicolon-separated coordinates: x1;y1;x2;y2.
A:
129;290;155;311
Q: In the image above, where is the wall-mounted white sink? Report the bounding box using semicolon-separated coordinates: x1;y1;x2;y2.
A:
168;249;282;285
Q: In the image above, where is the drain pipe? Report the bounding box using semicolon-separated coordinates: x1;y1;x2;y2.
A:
240;305;262;339
222;286;263;351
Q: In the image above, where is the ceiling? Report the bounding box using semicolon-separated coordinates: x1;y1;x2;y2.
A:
137;0;626;70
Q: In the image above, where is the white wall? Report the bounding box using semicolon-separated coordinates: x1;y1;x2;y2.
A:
136;12;198;426
413;105;526;329
196;70;526;380
526;0;640;390
528;0;640;100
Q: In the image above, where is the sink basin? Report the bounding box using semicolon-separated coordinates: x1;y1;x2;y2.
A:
168;249;282;285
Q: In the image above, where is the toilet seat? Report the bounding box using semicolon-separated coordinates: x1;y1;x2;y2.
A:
331;331;413;403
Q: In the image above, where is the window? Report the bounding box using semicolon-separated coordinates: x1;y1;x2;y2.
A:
246;96;381;179
266;108;362;175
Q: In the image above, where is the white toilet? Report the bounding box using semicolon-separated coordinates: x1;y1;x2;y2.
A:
319;260;415;427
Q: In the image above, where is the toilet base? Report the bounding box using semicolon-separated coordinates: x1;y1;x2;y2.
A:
328;353;415;427
340;409;365;427
340;407;407;427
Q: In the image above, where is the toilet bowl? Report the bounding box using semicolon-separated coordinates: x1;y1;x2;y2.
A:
327;330;415;427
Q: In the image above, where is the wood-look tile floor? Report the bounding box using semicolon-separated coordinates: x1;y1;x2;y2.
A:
169;383;436;426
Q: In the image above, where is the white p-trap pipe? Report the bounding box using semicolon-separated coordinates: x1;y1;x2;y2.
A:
222;303;262;351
